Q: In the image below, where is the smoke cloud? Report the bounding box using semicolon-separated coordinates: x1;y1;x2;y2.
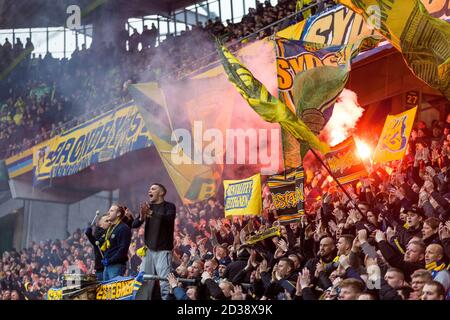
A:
135;33;283;199
321;89;364;147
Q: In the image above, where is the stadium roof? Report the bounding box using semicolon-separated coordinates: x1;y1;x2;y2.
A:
0;0;201;29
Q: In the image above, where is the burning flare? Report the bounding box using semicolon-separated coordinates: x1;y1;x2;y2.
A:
355;139;372;160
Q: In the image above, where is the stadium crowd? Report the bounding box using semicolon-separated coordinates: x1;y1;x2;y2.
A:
1;115;450;300
0;0;338;159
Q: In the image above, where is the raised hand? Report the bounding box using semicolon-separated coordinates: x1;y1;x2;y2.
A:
338;255;350;270
259;259;269;273
299;268;311;288
304;223;314;240
201;271;212;284
277;238;288;252
375;229;386;243
140;202;151;220
357;228;368;244
189;246;198;258
439;222;450;240
295;271;303;296
314;262;324;278
328;220;338;235
352;236;361;252
348;209;361;224
167;273;179;289
231;285;245;300
386;226;396;241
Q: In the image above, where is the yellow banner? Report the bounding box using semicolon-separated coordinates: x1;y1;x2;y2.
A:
223;173;262;217
338;0;450;99
131;82;217;203
46;288;63;300
34;104;152;182
373;107;418;164
278;1;448;43
95;278;135;300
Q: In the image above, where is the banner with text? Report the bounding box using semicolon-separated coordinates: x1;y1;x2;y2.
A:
223;173;262;217
268;167;305;223
325;137;368;185
33;104;152;182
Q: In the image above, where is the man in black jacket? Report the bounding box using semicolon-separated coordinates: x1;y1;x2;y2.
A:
101;205;132;281
223;246;250;281
263;258;298;299
84;214;110;281
304;236;338;288
133;183;176;300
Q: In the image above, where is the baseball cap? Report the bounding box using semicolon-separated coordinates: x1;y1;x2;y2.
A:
406;204;424;217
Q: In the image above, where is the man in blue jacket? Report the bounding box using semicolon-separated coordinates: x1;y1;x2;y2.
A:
101;205;132;281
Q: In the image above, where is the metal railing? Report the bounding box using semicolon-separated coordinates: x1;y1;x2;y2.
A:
142;274;253;289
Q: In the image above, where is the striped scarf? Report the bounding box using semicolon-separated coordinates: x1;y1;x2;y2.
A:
100;219;120;252
426;261;447;278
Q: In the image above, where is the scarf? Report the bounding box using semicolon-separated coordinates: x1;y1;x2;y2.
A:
426;261;447;278
136;246;148;257
100;219;120;252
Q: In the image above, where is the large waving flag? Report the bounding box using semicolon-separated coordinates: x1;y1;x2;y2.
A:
275;36;381;161
130;82;217;203
218;44;330;155
338;0;450;100
372;106;418;164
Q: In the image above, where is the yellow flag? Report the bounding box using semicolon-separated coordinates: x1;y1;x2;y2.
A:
130;82;217;203
223;173;262;217
218;44;330;154
373;107;418;164
276;20;306;40
338;0;450;100
296;0;313;19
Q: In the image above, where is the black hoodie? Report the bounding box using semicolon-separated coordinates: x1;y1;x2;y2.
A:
85;226;106;272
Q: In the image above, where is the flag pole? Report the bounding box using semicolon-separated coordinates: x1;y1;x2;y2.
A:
309;148;365;217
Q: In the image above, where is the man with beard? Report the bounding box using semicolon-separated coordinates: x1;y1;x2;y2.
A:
85;214;111;281
304;236;337;289
133;183;176;300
